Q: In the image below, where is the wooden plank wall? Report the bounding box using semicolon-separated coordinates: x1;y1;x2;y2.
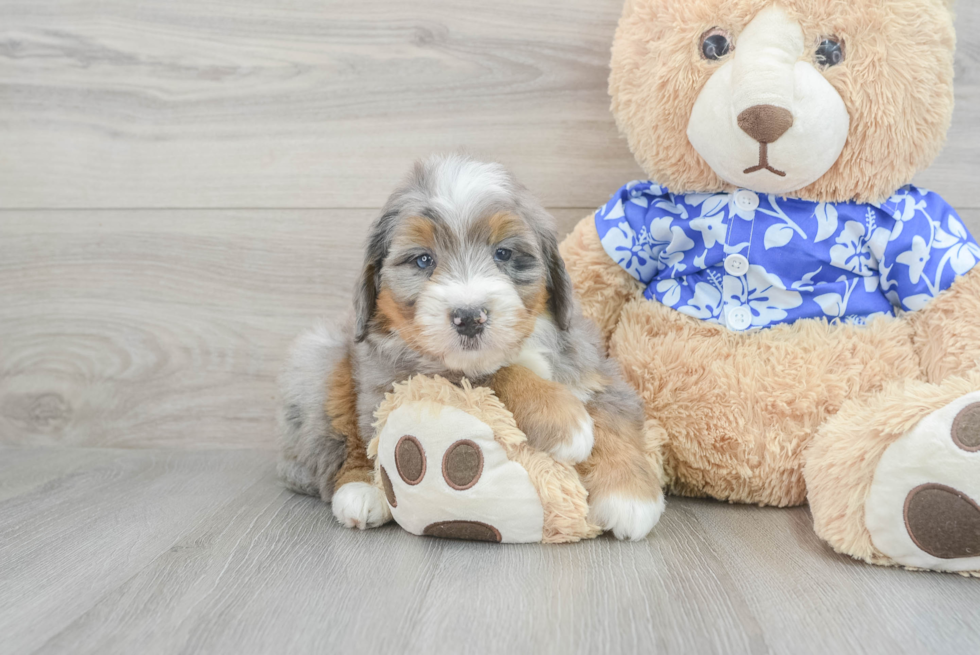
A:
1;1;978;448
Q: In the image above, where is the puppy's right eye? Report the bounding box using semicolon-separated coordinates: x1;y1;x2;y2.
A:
700;28;732;61
415;254;434;269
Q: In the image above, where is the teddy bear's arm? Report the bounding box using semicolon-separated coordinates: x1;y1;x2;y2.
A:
907;265;980;383
559;216;643;344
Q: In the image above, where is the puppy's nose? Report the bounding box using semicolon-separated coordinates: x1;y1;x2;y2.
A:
737;105;794;144
451;307;488;338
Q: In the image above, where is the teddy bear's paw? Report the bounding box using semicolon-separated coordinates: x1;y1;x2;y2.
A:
866;392;980;572
331;481;392;530
549;413;595;465
375;403;546;543
590;493;665;541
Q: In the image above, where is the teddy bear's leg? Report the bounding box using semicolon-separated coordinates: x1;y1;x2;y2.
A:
908;266;980;383
559;216;643;344
804;372;980;573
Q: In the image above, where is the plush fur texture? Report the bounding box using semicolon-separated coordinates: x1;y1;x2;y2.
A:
279;154;664;541
564;207;980;570
610;0;955;203
559;0;978;573
805;370;980;575
369;375;602;543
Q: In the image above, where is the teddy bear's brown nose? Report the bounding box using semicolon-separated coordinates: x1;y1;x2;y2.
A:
737;105;794;144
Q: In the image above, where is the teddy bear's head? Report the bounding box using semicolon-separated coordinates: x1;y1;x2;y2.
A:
610;0;956;203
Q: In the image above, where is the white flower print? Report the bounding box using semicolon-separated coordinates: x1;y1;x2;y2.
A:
759;196;807;250
682;282;724;320
895;235;930;284
744;266;803;326
689;195;728;248
945;216;980;275
600;222;658;282
726;265;803;327
885;188;927;242
814;203;839;243
902;294;935;311
656;279;682;307
828;217;888;276
814;278;859;319
659;225;696;274
690;212;726;249
595;180;976;331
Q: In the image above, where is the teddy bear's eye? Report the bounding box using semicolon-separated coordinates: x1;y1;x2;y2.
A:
700;28;732;61
815;38;844;68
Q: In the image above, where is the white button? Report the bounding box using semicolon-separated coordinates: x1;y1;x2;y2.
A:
724;254;750;276
734;190;760;212
727;306;752;331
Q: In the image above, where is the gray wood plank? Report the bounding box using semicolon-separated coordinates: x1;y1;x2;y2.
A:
1;209;977;449
1;448;976;655
0;209;589;448
1;1;977;210
0;0;641;209
0;448;273;655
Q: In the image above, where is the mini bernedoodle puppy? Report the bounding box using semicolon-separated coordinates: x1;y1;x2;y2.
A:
278;154;665;540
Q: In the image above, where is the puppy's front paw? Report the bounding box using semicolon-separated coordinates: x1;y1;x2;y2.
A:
549;413;595;465
591;493;665;541
331;481;391;530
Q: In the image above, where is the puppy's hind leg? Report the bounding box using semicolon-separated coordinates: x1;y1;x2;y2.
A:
578;386;666;541
278;323;391;529
278;323;349;500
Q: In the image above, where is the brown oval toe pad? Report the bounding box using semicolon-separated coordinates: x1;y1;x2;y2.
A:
904;483;980;559
442;440;483;490
380;466;397;507
395;435;426;485
952;403;980;452
423;520;502;542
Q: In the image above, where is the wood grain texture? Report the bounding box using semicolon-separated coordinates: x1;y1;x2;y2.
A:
1;1;978;209
1;208;977;448
0;0;640;209
1;448;977;655
0;208;590;448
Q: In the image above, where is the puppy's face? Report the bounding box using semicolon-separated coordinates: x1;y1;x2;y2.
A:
355;156;572;378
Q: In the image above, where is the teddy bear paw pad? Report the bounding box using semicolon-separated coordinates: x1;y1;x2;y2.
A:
375;402;545;543
865;392;980;572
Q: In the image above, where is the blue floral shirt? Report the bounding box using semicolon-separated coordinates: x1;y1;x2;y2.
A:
594;182;980;331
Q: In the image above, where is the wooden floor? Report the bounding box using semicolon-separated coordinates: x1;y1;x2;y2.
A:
3;1;980;653
0;447;977;655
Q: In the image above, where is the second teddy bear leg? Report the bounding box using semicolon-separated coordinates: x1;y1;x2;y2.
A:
804;372;980;573
576;396;666;541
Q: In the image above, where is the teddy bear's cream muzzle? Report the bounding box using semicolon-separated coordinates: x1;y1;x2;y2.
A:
687;5;850;195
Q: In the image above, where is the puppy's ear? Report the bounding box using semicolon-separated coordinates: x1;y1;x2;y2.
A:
540;229;575;332
353;212;392;343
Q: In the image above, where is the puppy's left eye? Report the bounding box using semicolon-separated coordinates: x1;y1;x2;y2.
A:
415;254;434;269
494;248;512;262
815;37;844;68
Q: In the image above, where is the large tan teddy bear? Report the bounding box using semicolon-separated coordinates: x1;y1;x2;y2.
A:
560;0;980;573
